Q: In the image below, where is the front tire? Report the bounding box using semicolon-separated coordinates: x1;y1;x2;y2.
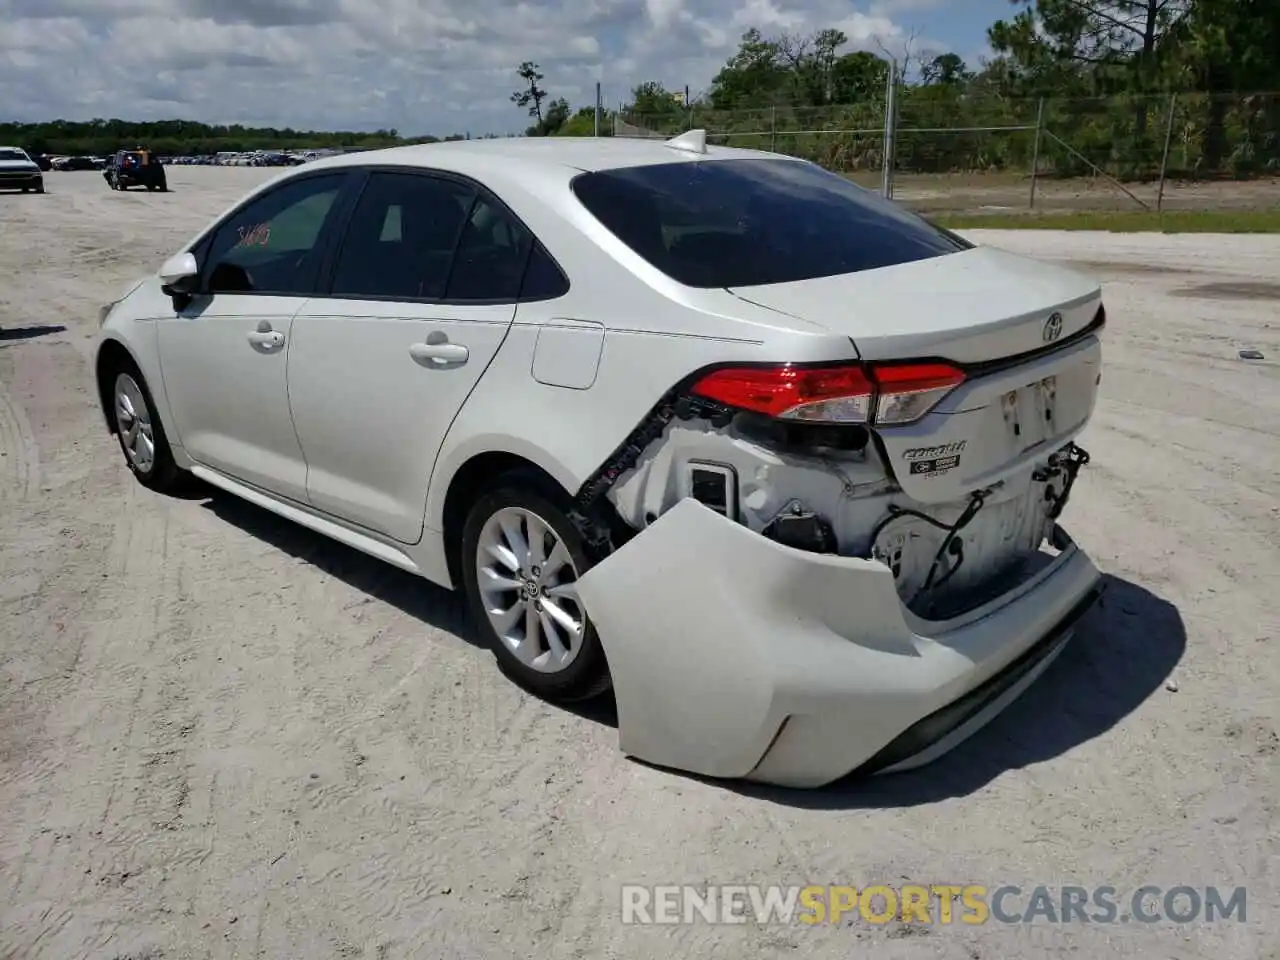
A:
110;364;181;492
461;481;611;702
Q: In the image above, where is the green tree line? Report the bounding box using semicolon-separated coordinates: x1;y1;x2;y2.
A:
0;118;464;158
562;0;1280;180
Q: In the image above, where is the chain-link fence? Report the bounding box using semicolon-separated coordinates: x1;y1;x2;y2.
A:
619;89;1280;215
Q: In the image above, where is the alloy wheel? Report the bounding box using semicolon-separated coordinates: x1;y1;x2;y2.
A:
114;372;156;475
475;506;587;674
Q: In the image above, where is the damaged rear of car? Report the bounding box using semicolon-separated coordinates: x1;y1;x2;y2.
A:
563;156;1106;786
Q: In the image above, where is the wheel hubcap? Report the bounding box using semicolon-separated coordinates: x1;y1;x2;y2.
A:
476;506;586;674
114;373;155;474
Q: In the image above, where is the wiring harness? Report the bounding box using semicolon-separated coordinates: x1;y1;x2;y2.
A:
865;488;992;603
1037;442;1091;520
865;441;1092;605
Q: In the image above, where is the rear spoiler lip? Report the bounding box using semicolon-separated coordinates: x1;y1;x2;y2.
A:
859;302;1105;380
952;303;1106;379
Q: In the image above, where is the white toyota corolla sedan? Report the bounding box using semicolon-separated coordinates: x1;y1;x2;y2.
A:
95;131;1105;788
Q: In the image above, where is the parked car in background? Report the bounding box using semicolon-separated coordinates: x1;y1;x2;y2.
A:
0;146;45;192
51;155;99;171
94;133;1106;788
104;149;168;191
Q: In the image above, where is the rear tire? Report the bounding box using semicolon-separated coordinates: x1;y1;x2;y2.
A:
461;478;611;702
108;361;182;492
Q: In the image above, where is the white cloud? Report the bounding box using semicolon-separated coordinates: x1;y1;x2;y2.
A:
0;0;947;135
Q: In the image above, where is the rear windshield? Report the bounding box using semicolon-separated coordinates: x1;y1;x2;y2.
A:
571;158;970;288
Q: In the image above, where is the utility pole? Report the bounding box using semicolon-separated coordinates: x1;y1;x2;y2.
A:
1029;97;1046;209
1156;93;1178;213
881;59;899;199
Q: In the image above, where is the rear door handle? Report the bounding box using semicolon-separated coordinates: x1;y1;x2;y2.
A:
247;330;285;349
409;341;469;366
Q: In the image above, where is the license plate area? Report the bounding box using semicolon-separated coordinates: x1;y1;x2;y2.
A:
872;336;1100;505
1000;375;1057;454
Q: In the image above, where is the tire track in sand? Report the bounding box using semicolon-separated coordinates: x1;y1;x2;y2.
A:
0;437;182;952
6;482;206;958
96;481;204;842
0;376;40;502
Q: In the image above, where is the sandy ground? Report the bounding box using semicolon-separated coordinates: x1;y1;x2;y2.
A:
1;167;1278;960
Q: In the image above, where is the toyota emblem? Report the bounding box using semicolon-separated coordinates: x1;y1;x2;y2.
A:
1043;312;1064;342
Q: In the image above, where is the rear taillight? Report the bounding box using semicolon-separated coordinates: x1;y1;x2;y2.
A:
689;364;875;423
689;361;964;426
870;362;967;425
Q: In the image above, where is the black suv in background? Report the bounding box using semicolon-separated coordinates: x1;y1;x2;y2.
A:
104;149;168;191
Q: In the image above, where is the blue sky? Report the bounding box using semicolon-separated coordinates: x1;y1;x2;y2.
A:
0;0;1016;135
920;0;1011;65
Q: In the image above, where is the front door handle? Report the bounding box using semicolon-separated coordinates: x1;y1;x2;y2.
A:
409;340;469;366
247;319;284;350
247;329;285;349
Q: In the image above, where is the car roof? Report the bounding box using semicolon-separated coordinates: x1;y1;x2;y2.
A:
301;134;797;178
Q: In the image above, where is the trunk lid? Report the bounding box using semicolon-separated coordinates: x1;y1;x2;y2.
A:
728;245;1100;364
875;332;1101;503
728;244;1105;504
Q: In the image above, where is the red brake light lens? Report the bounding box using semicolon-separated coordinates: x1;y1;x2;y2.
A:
690;364;875;423
689;361;965;425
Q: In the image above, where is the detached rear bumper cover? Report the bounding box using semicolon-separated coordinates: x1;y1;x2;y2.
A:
575;498;1102;788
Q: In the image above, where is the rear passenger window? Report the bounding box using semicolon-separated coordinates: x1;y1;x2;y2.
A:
330;173;475;300
444;197;532;301
379;205;402;242
519;243;570;301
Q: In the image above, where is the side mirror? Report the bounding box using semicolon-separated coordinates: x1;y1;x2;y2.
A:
159;251;200;308
159;251;200;310
159;251;199;289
